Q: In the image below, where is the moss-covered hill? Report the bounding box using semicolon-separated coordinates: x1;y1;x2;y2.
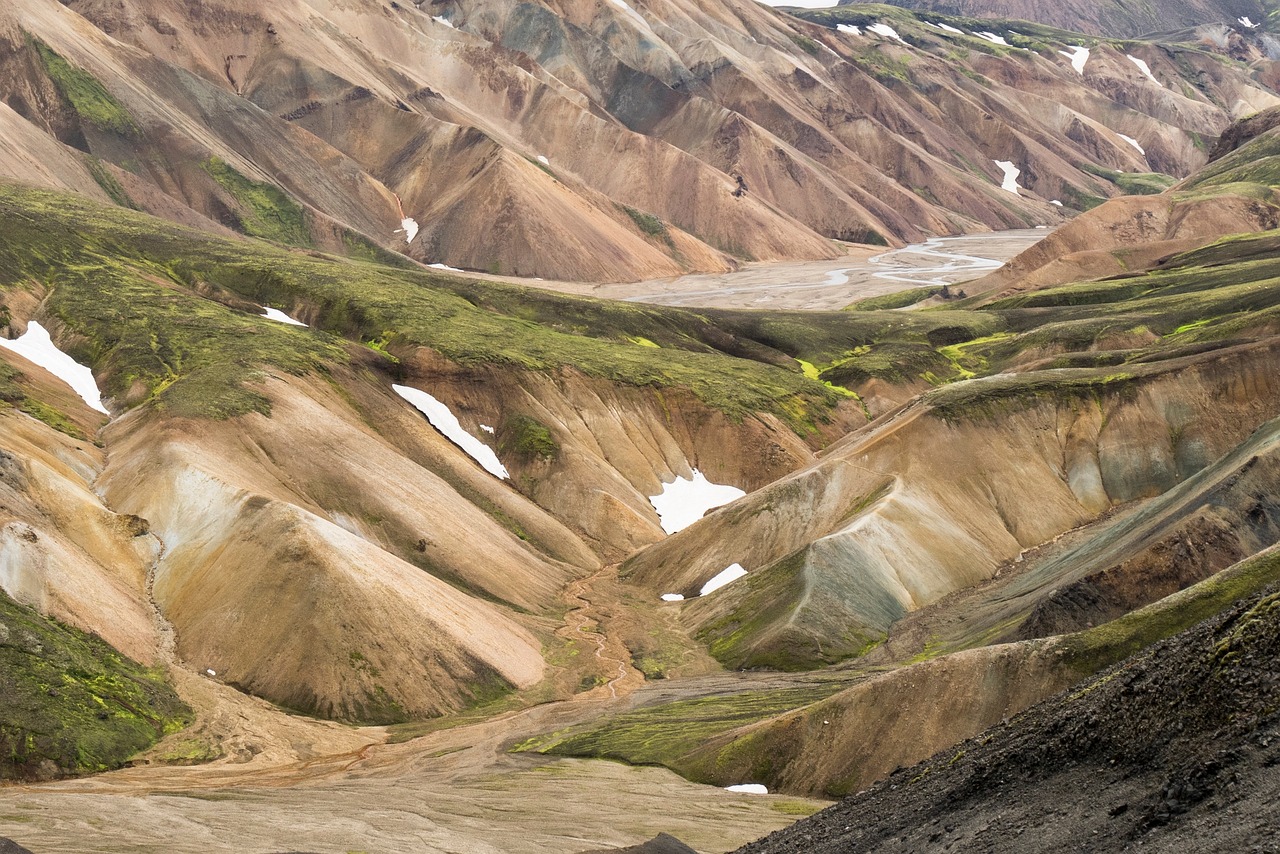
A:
0;588;189;781
0;183;999;433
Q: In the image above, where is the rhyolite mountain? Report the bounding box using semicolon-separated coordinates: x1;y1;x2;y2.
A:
835;0;1277;38
0;0;1278;852
0;0;1278;282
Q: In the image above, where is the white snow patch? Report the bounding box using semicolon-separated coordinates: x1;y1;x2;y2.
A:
429;263;464;272
537;154;550;165
206;669;217;677
261;307;307;327
993;160;1021;194
1240;16;1259;28
607;0;653;32
726;783;768;794
400;217;420;244
1127;55;1161;86
393;384;509;479
974;31;1010;46
432;15;454;27
660;593;685;602
648;470;745;535
701;563;748;596
0;321;107;414
480;423;495;434
836;23;861;36
933;22;964;34
1050;199;1064;206
1059;45;1090;74
866;22;908;44
1118;133;1146;155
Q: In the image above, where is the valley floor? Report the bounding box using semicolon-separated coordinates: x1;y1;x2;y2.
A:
481;230;1048;310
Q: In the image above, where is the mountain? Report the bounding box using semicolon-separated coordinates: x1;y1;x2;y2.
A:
834;0;1275;38
0;0;1277;283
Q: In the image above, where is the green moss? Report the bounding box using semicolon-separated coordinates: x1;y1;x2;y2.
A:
0;587;190;780
847;287;939;311
498;414;559;461
200;157;313;247
84;158;135;209
788;33;821;56
621;205;669;240
31;38;139;138
0;360;89;438
519;683;846;770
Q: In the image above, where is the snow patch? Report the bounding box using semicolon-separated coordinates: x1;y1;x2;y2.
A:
0;321;108;414
607;0;653;32
701;563;748;596
393;384;509;479
931;21;963;34
400;217;420;244
1050;199;1064;206
866;22;908;45
261;307;307;327
992;160;1021;194
537;155;550;166
648;470;745;535
660;593;685;602
974;31;1010;46
479;423;495;434
726;783;768;794
1240;16;1259;28
432;15;454;28
429;262;464;272
1127;55;1161;86
206;669;216;677
836;23;861;36
1059;45;1089;75
1118;133;1146;155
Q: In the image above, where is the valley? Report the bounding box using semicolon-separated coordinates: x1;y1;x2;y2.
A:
0;0;1279;852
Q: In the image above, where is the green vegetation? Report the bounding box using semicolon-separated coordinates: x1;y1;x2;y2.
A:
847;286;939;311
1079;163;1176;196
0;587;190;780
788;33;821;56
31;38;139;137
84;158;135;209
200;157;313;247
498;414;559;461
515;683;847;769
1058;546;1280;678
0;360;89;438
621;205;670;242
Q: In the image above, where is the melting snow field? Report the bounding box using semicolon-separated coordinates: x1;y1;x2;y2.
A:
392;384;509;479
1050;199;1064;206
993;160;1021;194
1059;45;1090;74
399;218;419;245
836;23;861;36
701;563;747;596
537;155;550;166
428;262;464;272
432;15;454;27
1128;55;1161;86
660;593;685;602
0;321;108;414
1240;16;1259;28
649;470;745;534
726;784;769;794
1118;133;1146;155
866;22;908;45
974;31;1010;46
931;21;964;34
261;307;307;327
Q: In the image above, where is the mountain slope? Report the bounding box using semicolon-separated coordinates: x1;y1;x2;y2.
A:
835;0;1274;37
0;0;1275;281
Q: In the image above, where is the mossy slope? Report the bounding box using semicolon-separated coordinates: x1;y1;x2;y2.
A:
0;588;189;780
